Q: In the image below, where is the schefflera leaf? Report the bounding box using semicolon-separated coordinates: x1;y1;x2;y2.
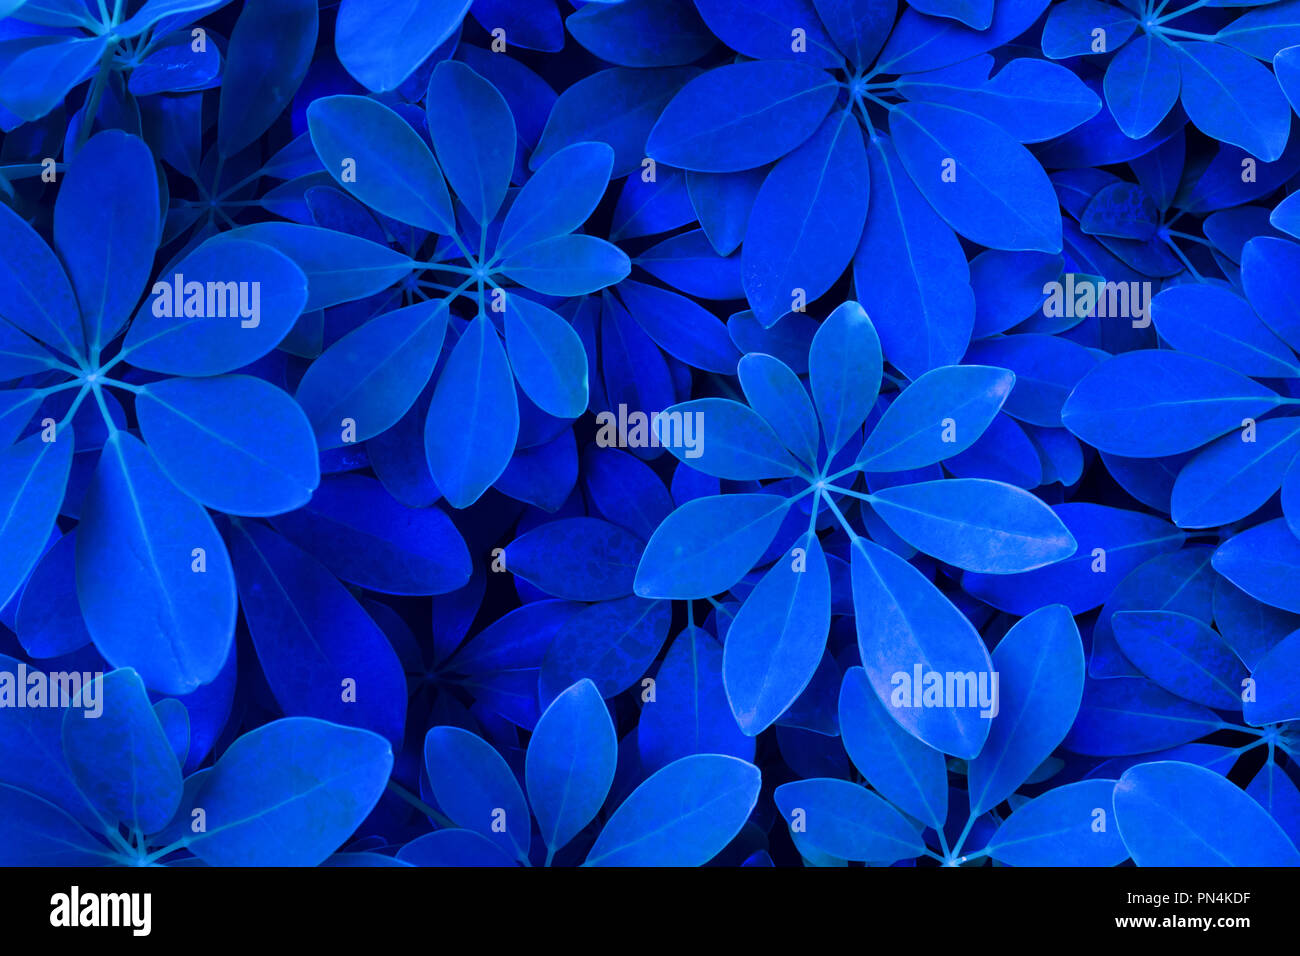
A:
186;718;393;866
583;754;761;866
121;238;310;377
0;431;74;610
425;314;518;509
851;536;995;759
857;365;1015;472
634;494;791;599
723;532;832;735
135;375;320;517
773;778;924;864
76;432;236;696
839;666;948;830
869;478;1076;574
1062;350;1284;458
985;779;1128;867
1114;761;1300;866
61;669;182;837
967;605;1084;817
525;679;617;856
425;726;530;861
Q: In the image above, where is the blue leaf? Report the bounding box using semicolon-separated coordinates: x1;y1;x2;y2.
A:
723;532;831;735
851;536;995;758
1062;350;1283;457
1172;418;1300;528
533;67;695;178
646;61;838;173
964;334;1100;428
539;595;671;703
1112;610;1247;710
611;169;697;242
965;503;1185;615
1104;34;1180;140
497;142;613;260
638;627;754;772
654;397;805;479
53;131;159;353
123;238;308;376
1064;678;1219;755
743;110;869;324
187;718;392;866
1243;628;1300;725
901;57;1101;143
876;0;1051;74
219;0;317;154
502;294;588;418
618;280;740;375
0;35;108;123
469;0;563;52
228;521;407;745
134;375;317;516
426;60;515;226
1041;0;1137;58
268;474;470;595
507;517;641;601
425;314;518;508
61;669;181;835
1241;235;1300;351
0;201;83;363
892;101;1062;253
968;606;1085;815
1213;518;1300;613
635;494;791;599
1247;761;1300;847
853;136;975;379
687;168;766;256
424;725;530;860
985;779;1128;866
76;433;234;695
499;235;630;296
396;828;515;866
0;432;71;609
583;754;761;865
525;679;617;852
15;533;91;658
1177;41;1291;162
813;0;897;68
692;0;843;66
0;784;112;865
1151;283;1300;379
838;665;948;828
583;446;674;541
226;223;413;312
1114;761;1300;865
858;365;1014;471
809;301;881;457
295;300;448;449
335;0;469;92
871;478;1076;573
774;777;924;862
738;353;820;468
308;95;456;235
566;0;715;67
636;230;745;300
